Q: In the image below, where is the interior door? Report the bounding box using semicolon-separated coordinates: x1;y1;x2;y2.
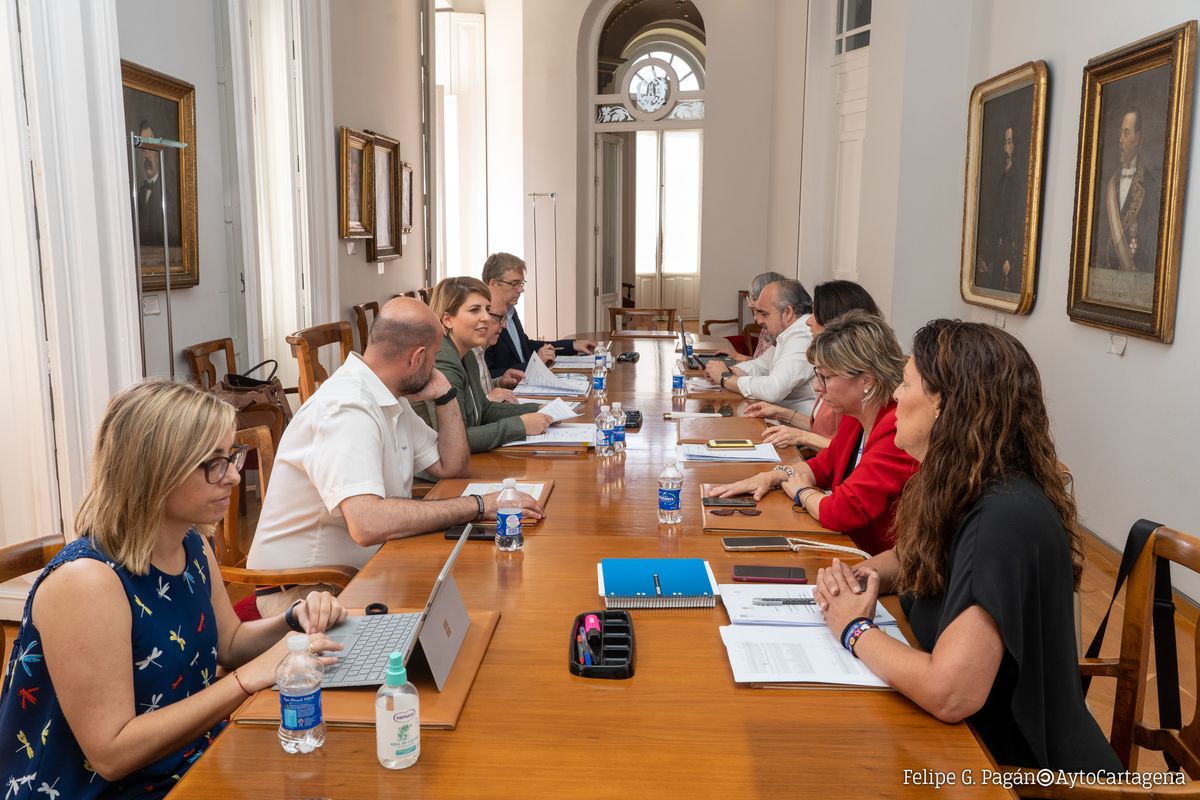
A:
595;133;623;330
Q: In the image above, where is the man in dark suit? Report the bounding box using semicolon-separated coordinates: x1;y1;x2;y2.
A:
1094;107;1159;273
482;252;597;379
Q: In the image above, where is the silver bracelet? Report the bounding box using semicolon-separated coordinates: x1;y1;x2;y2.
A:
772;464;796;480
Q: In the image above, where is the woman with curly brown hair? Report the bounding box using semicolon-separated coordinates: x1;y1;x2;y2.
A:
812;319;1120;772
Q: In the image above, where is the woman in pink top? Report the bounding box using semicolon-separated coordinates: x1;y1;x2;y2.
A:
745;280;883;451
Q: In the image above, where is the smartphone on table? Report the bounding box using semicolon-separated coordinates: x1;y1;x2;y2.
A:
731;565;808;584
706;439;755;450
444;524;495;541
721;536;792;551
702;497;757;507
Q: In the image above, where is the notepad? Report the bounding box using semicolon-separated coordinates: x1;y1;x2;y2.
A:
597;558;720;608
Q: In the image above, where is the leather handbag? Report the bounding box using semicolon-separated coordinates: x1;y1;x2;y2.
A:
213;360;293;438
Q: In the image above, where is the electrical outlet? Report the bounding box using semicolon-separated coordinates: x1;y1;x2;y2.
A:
142;294;161;316
377;262;385;275
1107;334;1127;356
993;312;1006;329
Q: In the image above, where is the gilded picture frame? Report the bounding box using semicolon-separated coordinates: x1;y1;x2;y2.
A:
960;61;1048;315
401;161;414;234
1067;22;1196;343
122;60;199;291
367;132;401;262
339;126;374;240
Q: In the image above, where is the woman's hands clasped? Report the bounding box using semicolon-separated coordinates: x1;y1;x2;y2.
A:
812;559;880;639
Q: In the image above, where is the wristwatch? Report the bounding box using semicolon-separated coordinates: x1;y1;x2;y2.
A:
434;387;458;406
284;599;305;633
720;371;735;390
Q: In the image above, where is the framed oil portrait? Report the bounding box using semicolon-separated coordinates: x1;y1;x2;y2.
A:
1068;22;1196;343
367;132;401;261
960;61;1048;315
401;161;414;233
339;127;374;239
122;60;198;291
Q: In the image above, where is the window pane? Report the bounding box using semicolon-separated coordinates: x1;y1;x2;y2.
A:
679;73;699;91
847;0;871;31
635;131;659;276
846;30;870;51
836;0;845;33
661;130;702;275
835;38;843;55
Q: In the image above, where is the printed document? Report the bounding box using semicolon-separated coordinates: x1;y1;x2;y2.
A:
515;354;590;396
676;443;781;463
718;624;906;687
462;482;545;498
502;422;595;447
718;584;898;627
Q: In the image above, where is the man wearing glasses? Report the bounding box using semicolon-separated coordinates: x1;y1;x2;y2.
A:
472;309;520;403
482;252;597;379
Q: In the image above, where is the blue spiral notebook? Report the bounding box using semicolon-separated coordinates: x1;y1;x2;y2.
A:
596;558;720;608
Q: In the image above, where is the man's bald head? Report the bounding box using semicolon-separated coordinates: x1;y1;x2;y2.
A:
366;297;442;362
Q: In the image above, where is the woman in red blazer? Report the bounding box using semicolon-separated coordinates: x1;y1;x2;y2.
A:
709;311;918;554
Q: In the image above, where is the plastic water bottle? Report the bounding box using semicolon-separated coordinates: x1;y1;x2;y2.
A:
595;405;615;457
376;651;420;769
496;478;524;552
684;333;695;359
592;363;607;394
657;459;684;524
672;360;686;397
611;402;627;454
277;634;326;753
594;341;608;369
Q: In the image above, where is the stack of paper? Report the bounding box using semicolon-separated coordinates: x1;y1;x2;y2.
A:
686;377;723;391
549;355;596;370
718;584;897;627
718;624;906;687
676;443;781;463
502;422;595;447
514;354;591;396
538;398;582;423
462;481;545;497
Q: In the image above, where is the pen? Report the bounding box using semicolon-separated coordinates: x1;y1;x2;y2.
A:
576;632;586;664
752;598;817;606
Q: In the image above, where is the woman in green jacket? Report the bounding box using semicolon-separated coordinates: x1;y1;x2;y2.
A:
416;276;551;451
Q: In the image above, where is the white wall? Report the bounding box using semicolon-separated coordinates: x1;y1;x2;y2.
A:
116;0;243;378
331;0;429;328
857;0;1200;594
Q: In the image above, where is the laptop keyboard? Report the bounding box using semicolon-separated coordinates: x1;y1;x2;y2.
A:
322;612;420;688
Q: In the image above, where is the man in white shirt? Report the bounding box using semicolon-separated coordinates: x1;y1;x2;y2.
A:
703;279;816;415
248;297;543;615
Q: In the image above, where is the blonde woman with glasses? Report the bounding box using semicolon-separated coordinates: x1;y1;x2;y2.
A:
0;380;345;798
415;276;553;452
709;311;919;555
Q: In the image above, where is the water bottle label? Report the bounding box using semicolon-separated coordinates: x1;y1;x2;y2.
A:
597;429;612;447
592;375;606;391
496;512;522;537
658;488;682;511
614;425;625;443
672;375;684;390
280;689;323;731
685;343;694;357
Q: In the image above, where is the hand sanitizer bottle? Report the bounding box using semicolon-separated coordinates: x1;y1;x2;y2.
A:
376;651;420;769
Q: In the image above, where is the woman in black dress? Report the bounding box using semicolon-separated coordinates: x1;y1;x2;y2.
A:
813;319;1121;772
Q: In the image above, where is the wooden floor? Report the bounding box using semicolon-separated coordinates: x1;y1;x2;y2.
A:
1;522;1192;773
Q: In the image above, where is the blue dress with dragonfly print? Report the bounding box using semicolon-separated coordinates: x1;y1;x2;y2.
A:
0;531;222;799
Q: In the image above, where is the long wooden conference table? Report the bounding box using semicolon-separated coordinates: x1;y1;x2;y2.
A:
170;334;1011;798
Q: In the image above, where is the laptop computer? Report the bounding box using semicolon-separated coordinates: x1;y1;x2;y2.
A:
320;524;474;691
680;318;734;371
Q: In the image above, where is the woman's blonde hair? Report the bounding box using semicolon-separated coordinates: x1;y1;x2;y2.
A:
806;309;905;408
75;379;236;575
430;276;492;331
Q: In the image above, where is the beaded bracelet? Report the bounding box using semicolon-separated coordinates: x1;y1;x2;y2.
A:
841;617;877;658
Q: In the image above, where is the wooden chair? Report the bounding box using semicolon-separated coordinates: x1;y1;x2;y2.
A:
608;307;677;334
214;425;357;596
352;301;380;354
417;287;432;305
285;321;354;404
182;338;236;389
1009;524;1200;797
0;535;65;656
742;323;763;354
621;282;636;308
701;318;737;336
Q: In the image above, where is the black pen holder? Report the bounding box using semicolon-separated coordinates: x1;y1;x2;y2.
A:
568;610;635;679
